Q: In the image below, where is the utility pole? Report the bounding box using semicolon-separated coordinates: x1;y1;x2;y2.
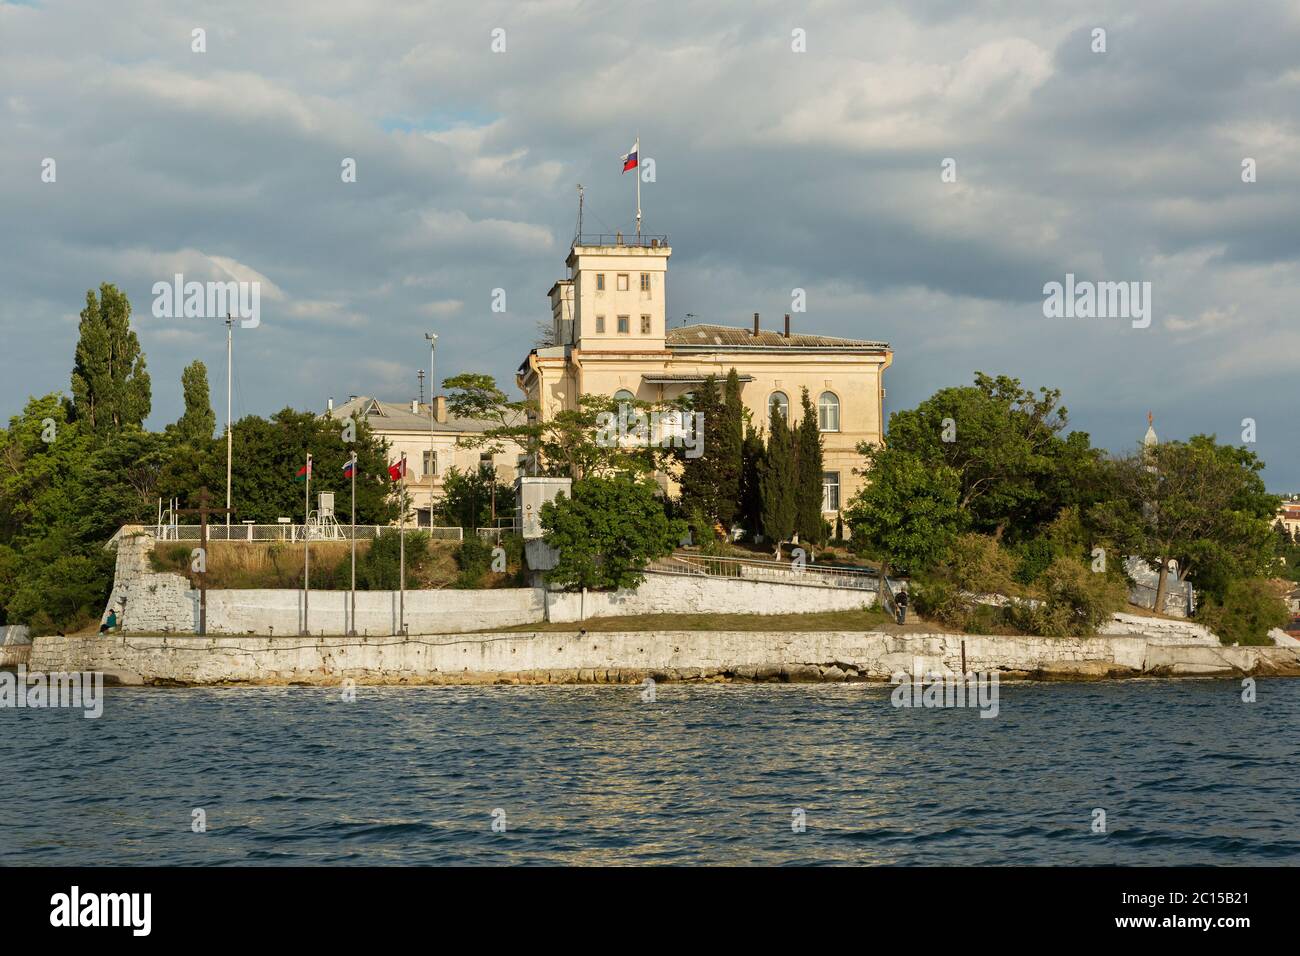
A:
417;368;425;406
177;487;235;636
301;452;312;635
225;314;233;527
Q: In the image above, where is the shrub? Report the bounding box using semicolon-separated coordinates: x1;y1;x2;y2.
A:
454;534;493;588
1196;577;1289;646
1011;557;1127;636
1013;536;1055;585
356;529;428;590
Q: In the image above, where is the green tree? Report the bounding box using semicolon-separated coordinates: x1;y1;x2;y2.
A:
157;408;396;525
793;387;825;545
1196;578;1290;646
844;448;964;601
175;360;216;443
436;465;514;530
879;372;1092;541
1090;436;1279;610
679;375;722;524
540;475;687;590
70;283;151;434
739;424;765;536
759;407;796;547
716;369;744;526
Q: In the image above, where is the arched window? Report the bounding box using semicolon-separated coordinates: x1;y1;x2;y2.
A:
768;391;789;423
612;389;635;403
818;391;840;432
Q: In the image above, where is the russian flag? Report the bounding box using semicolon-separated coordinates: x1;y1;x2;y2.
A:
342;457;356;478
621;139;638;173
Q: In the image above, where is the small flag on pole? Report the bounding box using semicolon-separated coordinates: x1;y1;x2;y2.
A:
387;458;407;482
621;139;639;173
342;457;356;479
295;459;312;482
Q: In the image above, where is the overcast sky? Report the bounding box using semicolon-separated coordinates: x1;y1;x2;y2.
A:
4;0;1299;488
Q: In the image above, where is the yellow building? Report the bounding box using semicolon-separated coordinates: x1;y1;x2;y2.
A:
326;395;524;528
516;235;893;527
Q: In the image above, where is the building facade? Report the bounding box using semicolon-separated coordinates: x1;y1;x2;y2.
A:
516;236;893;526
326;395;524;527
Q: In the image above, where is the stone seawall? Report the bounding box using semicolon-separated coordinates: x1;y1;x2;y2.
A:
28;630;1300;686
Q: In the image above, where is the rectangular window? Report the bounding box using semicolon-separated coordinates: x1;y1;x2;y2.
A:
822;472;840;512
595;273;605;291
640;273;650;293
595;314;605;333
640;314;651;334
617;273;629;291
423;450;438;478
617;315;629;334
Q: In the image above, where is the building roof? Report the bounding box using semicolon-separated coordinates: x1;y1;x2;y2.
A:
327;396;522;435
666;323;889;351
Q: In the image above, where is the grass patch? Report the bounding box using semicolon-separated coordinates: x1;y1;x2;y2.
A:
147;539;521;590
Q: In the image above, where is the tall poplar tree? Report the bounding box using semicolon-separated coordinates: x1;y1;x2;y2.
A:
793;387;825;544
70;283;151;434
175;360;216;443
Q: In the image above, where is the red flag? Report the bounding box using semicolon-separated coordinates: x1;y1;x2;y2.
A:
387;459;406;481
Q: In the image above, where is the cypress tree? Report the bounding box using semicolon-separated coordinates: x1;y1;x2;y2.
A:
740;424;765;535
794;387;825;545
760;407;796;546
679;375;722;522
716;368;744;526
70;283;151;434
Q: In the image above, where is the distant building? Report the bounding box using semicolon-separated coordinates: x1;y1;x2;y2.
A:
517;234;893;525
1276;500;1300;539
326;395;525;527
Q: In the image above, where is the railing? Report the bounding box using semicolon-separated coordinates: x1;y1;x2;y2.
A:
648;553;880;591
153;524;463;542
573;233;669;248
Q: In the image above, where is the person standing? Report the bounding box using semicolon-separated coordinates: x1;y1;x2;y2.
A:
894;588;909;626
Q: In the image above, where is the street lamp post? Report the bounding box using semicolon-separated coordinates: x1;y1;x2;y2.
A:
425;332;438;529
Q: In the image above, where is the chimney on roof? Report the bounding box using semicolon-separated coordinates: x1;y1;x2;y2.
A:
348;395;357;402
784;314;790;338
753;312;760;336
327;396;334;412
433;395;447;424
411;399;419;414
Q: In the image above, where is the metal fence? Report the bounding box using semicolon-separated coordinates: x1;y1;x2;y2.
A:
154;523;463;542
648;553;879;591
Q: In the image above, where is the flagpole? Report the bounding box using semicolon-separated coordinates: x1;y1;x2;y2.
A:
635;133;641;238
302;451;311;635
349;452;357;636
399;450;407;636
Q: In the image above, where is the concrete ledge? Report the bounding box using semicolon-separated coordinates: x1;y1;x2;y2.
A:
26;631;1300;686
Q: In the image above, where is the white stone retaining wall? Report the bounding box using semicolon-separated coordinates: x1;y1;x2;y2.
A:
545;571;876;623
28;630;1300;685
